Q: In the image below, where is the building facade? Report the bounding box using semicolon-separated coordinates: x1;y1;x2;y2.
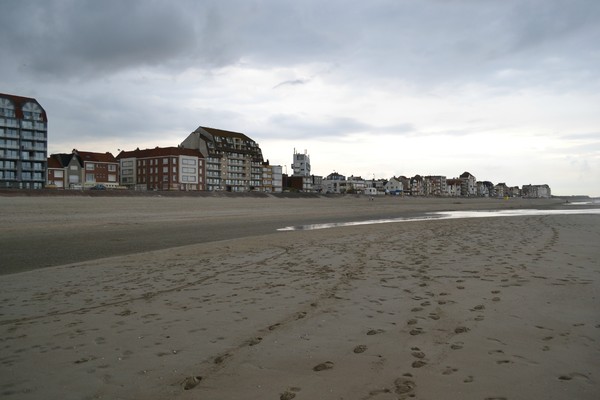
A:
117;147;205;191
181;126;264;192
292;149;311;177
0;93;48;189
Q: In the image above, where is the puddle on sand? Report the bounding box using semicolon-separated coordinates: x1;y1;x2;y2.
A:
277;208;600;231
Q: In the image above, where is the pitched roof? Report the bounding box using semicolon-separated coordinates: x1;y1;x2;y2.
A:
117;146;204;159
75;150;117;163
197;126;252;141
0;92;48;122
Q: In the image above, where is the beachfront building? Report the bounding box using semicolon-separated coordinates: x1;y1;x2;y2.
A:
46;150;119;189
292;149;311;177
494;182;509;198
410;175;425;196
460;171;477;197
46;154;68;188
446;178;462;197
385;177;403;195
181;126;264;192
261;162;283;193
424;175;447;196
1;93;48;189
522;184;551;198
477;181;494;197
322;172;346;194
117;147;205;191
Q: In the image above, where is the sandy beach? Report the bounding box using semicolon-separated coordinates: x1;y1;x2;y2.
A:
0;195;598;399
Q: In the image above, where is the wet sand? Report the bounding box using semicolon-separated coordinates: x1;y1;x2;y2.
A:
0;195;598;399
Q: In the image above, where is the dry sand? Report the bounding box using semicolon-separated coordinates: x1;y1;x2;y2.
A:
0;195;599;399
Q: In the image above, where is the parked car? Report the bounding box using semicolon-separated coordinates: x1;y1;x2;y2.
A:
90;184;106;190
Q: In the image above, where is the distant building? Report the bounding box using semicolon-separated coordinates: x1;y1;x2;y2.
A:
1;93;48;189
424;175;447;196
522;184;551;198
181;126;264;192
459;171;477;197
322;172;346;194
116;147;205;191
446;178;462;197
262;162;283;193
385;177;403;195
292;149;311;177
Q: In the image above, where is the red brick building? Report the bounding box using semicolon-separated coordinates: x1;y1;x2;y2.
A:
117;147;205;191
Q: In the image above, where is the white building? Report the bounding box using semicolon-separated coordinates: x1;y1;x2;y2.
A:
292;149;311;176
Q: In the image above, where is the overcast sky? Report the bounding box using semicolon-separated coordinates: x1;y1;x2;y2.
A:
2;0;599;196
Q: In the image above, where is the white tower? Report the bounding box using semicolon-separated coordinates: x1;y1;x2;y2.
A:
292;149;311;177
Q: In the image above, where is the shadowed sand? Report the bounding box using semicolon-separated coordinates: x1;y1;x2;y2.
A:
0;196;598;399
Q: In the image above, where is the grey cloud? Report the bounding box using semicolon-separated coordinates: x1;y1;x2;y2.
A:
2;0;599;91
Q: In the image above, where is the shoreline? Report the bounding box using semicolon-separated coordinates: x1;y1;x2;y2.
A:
0;196;579;276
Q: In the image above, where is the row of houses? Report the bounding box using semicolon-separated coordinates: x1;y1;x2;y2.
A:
315;172;551;198
2;93;551;197
46;127;284;193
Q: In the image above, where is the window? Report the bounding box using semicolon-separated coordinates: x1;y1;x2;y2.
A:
123;160;133;167
108;164;116;172
182;167;196;174
54;170;64;178
86;173;95;182
163;167;168;173
86;163;94;170
108;175;116;182
163;158;169;164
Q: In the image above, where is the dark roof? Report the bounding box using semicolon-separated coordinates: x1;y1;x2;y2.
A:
117;146;204;159
48;153;78;168
0;93;48;122
197;126;253;141
75;150;117;163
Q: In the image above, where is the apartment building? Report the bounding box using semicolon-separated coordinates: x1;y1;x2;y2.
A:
116;147;205;191
0;93;48;189
181;126;264;192
262;162;283;193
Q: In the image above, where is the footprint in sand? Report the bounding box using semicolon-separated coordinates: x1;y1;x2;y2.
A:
442;366;458;375
367;329;384;335
407;319;418;325
394;376;416;396
409;328;424;336
353;345;368;354
463;375;474;383
454;326;469;334
214;353;231;364
313;361;334;371
411;348;426;359
181;376;202;390
246;337;262;346
450;342;464;350
280;387;301;400
412;360;427;368
558;372;590;381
